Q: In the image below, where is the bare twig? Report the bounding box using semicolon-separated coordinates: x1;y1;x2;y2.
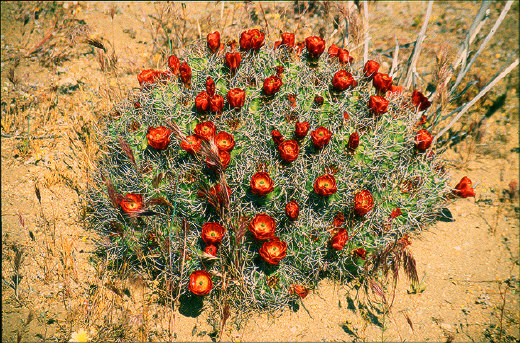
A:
450;1;514;96
390;38;400;77
258;3;270;39
343;11;349;47
453;2;491;74
26;18;58;57
362;1;369;64
1;134;58;140
434;58;519;143
403;1;433;89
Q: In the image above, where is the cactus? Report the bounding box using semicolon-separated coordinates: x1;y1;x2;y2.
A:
86;31;466;317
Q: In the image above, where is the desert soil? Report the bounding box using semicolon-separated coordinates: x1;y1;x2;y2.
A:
1;1;519;342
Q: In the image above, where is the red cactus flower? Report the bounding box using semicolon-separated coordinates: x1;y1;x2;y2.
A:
204;245;218;256
278;139;299;162
227;88;246;109
249;28;266;50
281;32;295;47
214;131;235;152
180;134;202;154
363;60;380;78
453;176;476;198
250;172;274;196
390;207;403;218
207;31;221;53
305;36;326;59
368;95;389;116
263;75;283;96
333;212;346;228
328;44;340;57
332;70;357;91
225;52;242;71
330;228;348;250
189;270;213;295
249;213;276;240
179;62;192;86
210;94;224;113
311;126;332;149
387;84;403;97
205;77;215;97
271;130;284;146
240;29;265;51
294;121;310;139
314;174;338;196
146;126;172;150
133;101;141;109
327;44;354;63
338;49;353;64
195;91;211;113
314;95;324;106
291;284;309;299
168;55;180;75
194;121;216;141
414;129;432;151
259;237;287;265
285;200;300;220
120;193;143;214
138;69;163;87
348;132;360;150
373;73;393;93
412;90;432;111
354;190;374;216
343;112;350;122
353;247;367;259
201;222;226;245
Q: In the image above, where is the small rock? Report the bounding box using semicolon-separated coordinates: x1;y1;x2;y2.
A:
440;323;452;331
475;294;491;308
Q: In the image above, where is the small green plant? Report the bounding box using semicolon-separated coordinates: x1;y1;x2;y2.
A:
86;29;476;327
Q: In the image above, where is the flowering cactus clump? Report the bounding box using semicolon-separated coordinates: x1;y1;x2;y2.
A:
87;30;475;315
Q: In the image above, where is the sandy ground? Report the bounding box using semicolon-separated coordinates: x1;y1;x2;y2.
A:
1;1;519;342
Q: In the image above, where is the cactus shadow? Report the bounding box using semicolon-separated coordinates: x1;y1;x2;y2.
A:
178;292;204;318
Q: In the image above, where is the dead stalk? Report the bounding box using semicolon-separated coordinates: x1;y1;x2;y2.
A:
450;1;514;96
390;38;400;77
403;1;433;89
453;2;491;74
434;58;519;143
362;1;369;64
